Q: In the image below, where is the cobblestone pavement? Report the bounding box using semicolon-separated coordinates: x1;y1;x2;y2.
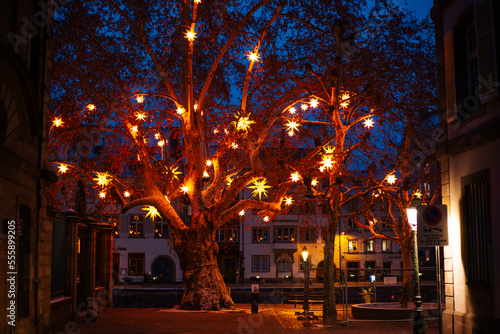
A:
72;304;440;334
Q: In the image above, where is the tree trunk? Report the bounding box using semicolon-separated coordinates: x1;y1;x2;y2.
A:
398;237;414;308
173;227;234;310
323;205;338;325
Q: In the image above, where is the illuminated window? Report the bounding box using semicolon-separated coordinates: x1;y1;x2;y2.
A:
215;228;239;243
154;221;170;238
382;239;392;252
366;240;375;252
348;240;358;252
129;214;144;237
128;253;144;276
252;227;269;243
275;226;296;243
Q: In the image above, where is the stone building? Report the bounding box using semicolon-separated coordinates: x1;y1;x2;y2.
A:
432;0;500;332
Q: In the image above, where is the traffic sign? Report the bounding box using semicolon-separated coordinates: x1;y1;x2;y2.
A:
417;205;448;247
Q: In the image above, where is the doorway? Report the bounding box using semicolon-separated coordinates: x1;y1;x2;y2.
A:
151;256;175;284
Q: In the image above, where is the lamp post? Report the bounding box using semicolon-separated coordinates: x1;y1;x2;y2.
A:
302;246;310;316
406;201;425;334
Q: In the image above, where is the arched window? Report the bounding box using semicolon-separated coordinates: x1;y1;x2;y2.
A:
277;258;291;272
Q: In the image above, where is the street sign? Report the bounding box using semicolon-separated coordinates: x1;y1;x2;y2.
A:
417;205;448;247
251;284;259;293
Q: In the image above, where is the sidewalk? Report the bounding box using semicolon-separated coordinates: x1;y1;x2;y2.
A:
73;304;440;334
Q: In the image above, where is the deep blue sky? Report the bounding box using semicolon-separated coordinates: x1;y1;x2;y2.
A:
403;0;434;19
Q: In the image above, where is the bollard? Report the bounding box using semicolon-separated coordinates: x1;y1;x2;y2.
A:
251;284;259;314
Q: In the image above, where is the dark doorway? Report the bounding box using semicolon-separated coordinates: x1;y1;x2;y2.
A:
223;258;237;284
347;261;359;282
152;257;174;284
365;261;376;280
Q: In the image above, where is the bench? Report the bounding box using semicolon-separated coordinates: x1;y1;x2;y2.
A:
288;293;324;309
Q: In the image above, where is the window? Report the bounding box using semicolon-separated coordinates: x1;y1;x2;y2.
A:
383;261;392;274
462;169;492;285
365;240;375;252
252;255;270;272
382;239;392;252
347;198;358;211
104;215;119;237
277;259;291;272
347;219;355;230
348;240;358;252
128;253;145;276
298;200;315;214
51;216;68;298
252;227;269;243
216;228;238;242
154;221;170;238
300;227;316;243
129;214;144;237
465;23;478;97
275;226;296;242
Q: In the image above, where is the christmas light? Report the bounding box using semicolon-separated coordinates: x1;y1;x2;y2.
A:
311;178;318;187
263;216;270;222
135;112;147;121
124;191;131;198
285;120;300;135
131;125;138;133
99;191;106;198
340;93;350;109
136;95;144;103
247;52;260;62
320;146;335;170
180;185;189;194
386;174;397;185
239;210;245;216
93;172;112;187
57;164;68;174
87;104;96;111
289;107;296;114
142;205;161;221
176;106;185;115
284;197;293;206
290;172;300;182
154;133;160;139
213;128;219;134
158;140;165;147
203;170;210;178
413;190;422;199
249;178;271;200
226;177;233;186
185;29;197;41
301;104;308;111
310;99;319;108
233;112;255;132
52;117;64;127
166;166;182;180
231;142;239;149
364;118;374;128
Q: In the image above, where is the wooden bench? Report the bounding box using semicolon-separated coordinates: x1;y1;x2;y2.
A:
288;293;324;309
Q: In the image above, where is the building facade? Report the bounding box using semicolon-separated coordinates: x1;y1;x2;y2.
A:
432;0;500;332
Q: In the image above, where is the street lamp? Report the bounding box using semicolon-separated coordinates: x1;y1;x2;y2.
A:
302;246;310;317
406;199;425;334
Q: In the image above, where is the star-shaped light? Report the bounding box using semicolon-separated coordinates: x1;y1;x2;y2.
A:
301;104;308;111
203;170;210;178
176;106;185;115
124;191;131;198
239;210;245;216
263;216;270;222
206;160;212;167
320;146;335;170
93;172;112;187
289;107;296;114
364;118;374;128
158;140;165;147
131;125;138;133
154;133;160;139
233;112;255;132
142;205;161;221
99;191;106;198
249;178;271;200
185;29;197;41
340;93;350;109
180;185;189;194
226;177;233;186
135;112;147;121
284;197;293;206
231;142;239;149
290;172;300;182
285;120;300;135
247;52;260;62
136;95;144;103
413;190;422;199
87;104;96;111
386;174;397;185
52;117;64;128
57;164;68;174
311;178;318;187
309;99;319;108
288;131;294;137
166;166;182;180
213;128;219;134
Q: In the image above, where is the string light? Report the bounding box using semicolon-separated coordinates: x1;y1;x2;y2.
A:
206;160;212;167
154;133;161;139
413;190;422;199
285;120;300;135
249;178;271;200
320;146;335;170
52;117;64;128
233;112;255;132
203;170;210;178
158;140;165;147
226;176;233;186
142;205;161;221
131;126;138;133
301;104;308;111
340;93;350;109
164;195;170;203
176;106;185;115
213;128;219;134
231;142;239;149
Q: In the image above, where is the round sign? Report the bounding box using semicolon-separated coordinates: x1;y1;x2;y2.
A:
422;206;442;226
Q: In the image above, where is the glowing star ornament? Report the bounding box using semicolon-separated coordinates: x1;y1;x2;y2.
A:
340;93;350;109
320;146;335;170
284;197;293;206
158;140;165;147
233;112;255;132
180;185;189;194
386;174;397;185
285;120;300;135
239;210;245;216
185;29;197;41
301;104;308;111
203;170;210;178
311;178;318;187
93;172;112;187
124;191;131;198
52;117;64;128
289;107;296;115
263;216;270;222
135;112;147;121
166;166;182;180
154;133;160;139
290;172;300;182
413;190;422;199
206;160;212;167
57;164;68;174
87;104;96;111
226;176;233;186
247;52;260;62
131;125;138;133
176;106;185;115
231;142;239;149
213;128;219;134
142;205;161;221
136;95;144;103
249;178;271;200
99;191;106;199
363;118;374;128
309;99;319;108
